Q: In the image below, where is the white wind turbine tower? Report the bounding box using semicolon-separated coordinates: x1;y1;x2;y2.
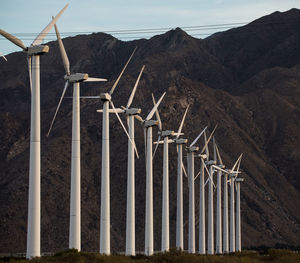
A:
220;153;242;254
134;92;166;256
213;139;225;254
186;127;209;253
0;4;68;258
96;48;139;255
0;52;7;61
229;154;243;253
235;172;243;252
223;168;229;253
121;65;145;256
173;109;190;251
196;126;217;254
46;23;107;251
152;101;189;252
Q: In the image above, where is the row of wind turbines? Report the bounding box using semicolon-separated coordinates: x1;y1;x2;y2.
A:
0;4;244;259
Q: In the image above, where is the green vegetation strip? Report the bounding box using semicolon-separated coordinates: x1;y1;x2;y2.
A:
1;249;299;263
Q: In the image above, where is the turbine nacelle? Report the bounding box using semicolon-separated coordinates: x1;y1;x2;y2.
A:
235;178;244;182
125;108;141;115
174;138;188;144
187;146;199;152
100;93;112;101
205;160;217;165
198;153;207;159
144;119;159;128
159;130;174;137
27;45;49;55
65;73;89;82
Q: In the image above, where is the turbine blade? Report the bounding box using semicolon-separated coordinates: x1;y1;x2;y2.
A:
53;22;70;75
126;65;145;108
202;158;215;188
84;77;107;82
213;137;217;162
176;105;189;139
230;153;243;174
0;52;7;61
204;131;209;160
109;47;137;96
126;116;129;127
134;114;144;123
211;165;227;174
234;154;243;178
151;93;162;130
146;92;166;121
0;29;26;50
152;135;161;160
182;161;188;178
190;126;207;147
79;96;101;99
27;56;32;93
204;177;209;187
47;81;69;137
194;170;200;181
32;4;69;46
215;144;223;166
110;100;139;158
200;124;218;154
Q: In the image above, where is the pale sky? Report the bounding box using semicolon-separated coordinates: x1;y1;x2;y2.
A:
0;0;299;55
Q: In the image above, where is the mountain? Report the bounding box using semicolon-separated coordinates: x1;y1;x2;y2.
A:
0;8;300;253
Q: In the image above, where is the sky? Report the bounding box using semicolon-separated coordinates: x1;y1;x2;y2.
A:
0;0;300;55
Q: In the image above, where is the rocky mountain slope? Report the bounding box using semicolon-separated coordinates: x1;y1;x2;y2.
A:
0;8;300;252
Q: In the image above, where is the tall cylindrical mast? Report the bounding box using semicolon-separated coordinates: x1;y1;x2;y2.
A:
161;136;169;252
69;82;81;250
216;170;222;254
223;174;229;253
236;179;243;252
199;160;206;254
145;126;154;256
187;151;195;253
207;166;214;254
100;100;110;255
176;143;184;250
230;176;235;253
27;55;41;259
126;115;135;255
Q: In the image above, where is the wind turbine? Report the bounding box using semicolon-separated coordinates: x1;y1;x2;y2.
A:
121;65;145;256
96;48;139;255
0;4;68;259
134;92;166;256
173;109;189;251
152;101;189;252
197;127;217;255
46;22;107;251
186;127;209;253
229;154;243;253
0;52;7;61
